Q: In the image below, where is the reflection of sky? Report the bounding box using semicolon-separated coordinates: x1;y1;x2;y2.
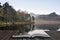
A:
0;0;60;15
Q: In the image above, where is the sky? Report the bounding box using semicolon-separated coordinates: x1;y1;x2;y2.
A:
0;0;60;15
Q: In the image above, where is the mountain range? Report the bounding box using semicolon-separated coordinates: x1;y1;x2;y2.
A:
37;12;60;21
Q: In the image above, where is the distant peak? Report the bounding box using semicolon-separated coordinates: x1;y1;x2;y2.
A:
48;12;58;16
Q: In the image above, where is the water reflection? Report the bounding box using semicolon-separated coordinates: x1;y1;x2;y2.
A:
29;24;60;31
0;24;60;31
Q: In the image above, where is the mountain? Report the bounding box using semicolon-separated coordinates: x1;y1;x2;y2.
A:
37;12;60;21
48;12;58;16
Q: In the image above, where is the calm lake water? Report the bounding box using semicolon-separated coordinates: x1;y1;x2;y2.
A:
0;24;60;31
29;24;60;31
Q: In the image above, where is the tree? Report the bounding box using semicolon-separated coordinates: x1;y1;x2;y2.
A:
32;16;35;21
3;2;9;7
0;3;2;7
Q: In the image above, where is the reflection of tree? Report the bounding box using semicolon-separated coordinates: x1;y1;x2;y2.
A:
30;24;34;31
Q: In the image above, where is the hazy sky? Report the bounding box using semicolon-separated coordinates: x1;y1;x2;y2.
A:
0;0;60;15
